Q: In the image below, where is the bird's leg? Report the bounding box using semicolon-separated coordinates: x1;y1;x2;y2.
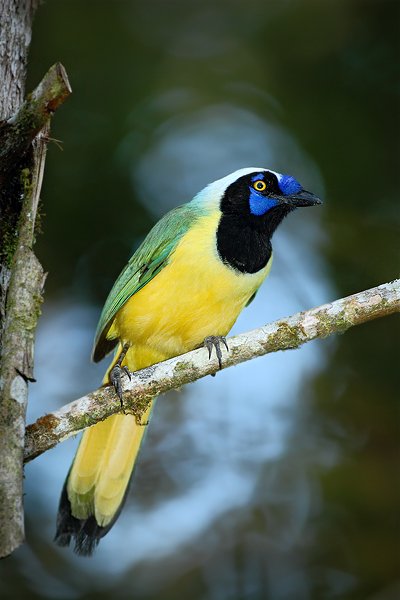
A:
203;336;229;371
110;343;131;409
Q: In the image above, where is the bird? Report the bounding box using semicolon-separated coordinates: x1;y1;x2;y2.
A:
54;167;321;555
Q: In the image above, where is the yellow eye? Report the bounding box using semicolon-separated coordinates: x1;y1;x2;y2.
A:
253;180;266;192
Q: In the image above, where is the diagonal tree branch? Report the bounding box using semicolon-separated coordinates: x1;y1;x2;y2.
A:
0;62;71;185
24;279;400;464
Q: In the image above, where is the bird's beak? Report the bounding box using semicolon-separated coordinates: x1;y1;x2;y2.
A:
284;189;322;207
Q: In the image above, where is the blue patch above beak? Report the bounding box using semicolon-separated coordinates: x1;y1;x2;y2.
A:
278;174;302;196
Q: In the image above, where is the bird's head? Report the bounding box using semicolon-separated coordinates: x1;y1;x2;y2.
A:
194;167;322;273
195;167;321;223
216;167;321;218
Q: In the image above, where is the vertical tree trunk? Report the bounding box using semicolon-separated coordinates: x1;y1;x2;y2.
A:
0;0;36;115
0;0;38;333
0;0;39;557
0;0;71;556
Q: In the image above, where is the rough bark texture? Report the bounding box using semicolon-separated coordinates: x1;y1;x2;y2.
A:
0;63;71;184
0;0;72;557
0;0;38;345
0;0;38;560
24;279;400;464
0;0;37;116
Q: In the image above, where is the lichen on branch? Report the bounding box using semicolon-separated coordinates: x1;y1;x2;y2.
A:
24;279;400;464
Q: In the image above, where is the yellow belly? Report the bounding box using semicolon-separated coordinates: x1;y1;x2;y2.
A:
112;210;272;369
67;210;273;531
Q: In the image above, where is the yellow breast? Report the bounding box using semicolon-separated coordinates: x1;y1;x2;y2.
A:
113;210;272;365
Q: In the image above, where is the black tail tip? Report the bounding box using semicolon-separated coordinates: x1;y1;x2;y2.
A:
55;479;105;557
54;527;100;557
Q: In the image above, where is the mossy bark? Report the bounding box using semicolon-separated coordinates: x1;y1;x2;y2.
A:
0;0;71;557
0;0;38;559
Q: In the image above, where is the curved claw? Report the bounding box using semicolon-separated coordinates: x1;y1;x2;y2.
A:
122;365;131;380
203;336;229;370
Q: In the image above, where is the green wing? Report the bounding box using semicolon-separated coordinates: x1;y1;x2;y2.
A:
92;203;201;362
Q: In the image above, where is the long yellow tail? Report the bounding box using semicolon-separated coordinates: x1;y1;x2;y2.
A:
68;409;152;525
55;350;154;555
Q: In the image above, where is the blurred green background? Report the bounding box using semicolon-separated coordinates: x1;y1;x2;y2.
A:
1;1;399;599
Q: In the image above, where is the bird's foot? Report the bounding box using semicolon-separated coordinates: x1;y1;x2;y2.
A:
110;364;131;406
203;336;229;371
110;343;131;410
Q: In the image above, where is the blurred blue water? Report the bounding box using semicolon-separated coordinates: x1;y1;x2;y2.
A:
130;103;324;216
